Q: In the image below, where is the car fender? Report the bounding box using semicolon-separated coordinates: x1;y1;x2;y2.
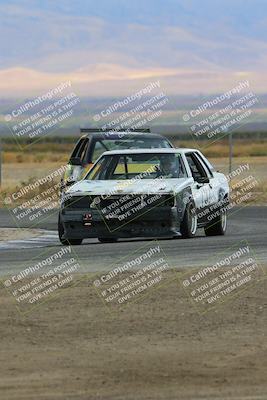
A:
175;186;195;221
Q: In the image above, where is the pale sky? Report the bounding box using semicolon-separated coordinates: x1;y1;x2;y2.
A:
0;0;267;97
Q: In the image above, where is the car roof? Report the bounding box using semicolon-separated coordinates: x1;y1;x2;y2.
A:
80;131;170;141
101;148;197;155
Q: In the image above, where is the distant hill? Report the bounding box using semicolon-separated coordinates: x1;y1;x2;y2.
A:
1;94;267;138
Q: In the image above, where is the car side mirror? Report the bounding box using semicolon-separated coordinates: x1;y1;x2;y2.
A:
70;157;82;166
195;176;210;184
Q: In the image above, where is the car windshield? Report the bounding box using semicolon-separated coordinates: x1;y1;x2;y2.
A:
86;153;187;180
92;138;171;162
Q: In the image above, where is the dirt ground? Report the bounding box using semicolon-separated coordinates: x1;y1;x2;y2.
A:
0;270;266;400
0;228;44;241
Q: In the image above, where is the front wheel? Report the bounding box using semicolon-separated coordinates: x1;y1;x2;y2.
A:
58;215;83;245
180;202;197;238
204;209;227;236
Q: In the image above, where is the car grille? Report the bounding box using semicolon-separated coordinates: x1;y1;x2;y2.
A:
99;194;175;209
63;194;174;210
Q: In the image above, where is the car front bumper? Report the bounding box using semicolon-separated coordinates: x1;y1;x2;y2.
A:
61;206;182;239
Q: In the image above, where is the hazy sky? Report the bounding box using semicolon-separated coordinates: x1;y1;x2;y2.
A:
0;0;267;97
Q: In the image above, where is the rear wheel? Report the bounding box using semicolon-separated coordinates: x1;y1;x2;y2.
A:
204;209;227;236
58;215;83;245
98;238;118;243
180;202;197;238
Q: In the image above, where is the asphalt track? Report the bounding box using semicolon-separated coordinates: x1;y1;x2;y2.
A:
0;206;266;277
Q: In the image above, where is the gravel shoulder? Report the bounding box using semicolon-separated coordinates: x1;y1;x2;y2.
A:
0;228;44;241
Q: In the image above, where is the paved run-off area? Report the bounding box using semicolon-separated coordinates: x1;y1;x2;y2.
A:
0;206;266;275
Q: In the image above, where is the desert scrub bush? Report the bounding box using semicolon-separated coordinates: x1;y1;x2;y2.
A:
34;154;45;163
49;154;68;162
0;176;61;206
2;152;17;163
16;154;24;163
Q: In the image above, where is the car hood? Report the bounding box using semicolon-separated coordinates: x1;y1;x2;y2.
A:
66;178;192;196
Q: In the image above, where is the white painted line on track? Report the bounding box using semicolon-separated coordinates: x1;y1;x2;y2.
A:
0;230;59;250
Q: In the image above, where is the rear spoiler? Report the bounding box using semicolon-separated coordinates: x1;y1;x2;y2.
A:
80;128;151;133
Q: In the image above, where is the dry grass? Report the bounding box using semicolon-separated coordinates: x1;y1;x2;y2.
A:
3;141;74;153
0;161;65;206
176;139;267;157
3;152;68;164
2;139;267;164
0;137;266;204
2;141;73;164
0;156;266;205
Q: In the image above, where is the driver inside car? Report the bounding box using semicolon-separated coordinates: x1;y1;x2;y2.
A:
156;155;180;178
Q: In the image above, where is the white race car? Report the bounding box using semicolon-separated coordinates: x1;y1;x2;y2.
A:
58;148;229;244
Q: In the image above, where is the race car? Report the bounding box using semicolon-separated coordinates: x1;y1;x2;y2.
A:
58;148;229;245
61;128;173;192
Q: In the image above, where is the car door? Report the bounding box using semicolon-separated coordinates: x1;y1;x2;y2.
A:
185;152;214;220
194;152;220;206
63;138;90;187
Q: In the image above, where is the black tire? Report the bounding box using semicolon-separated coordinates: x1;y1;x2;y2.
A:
58;214;68;245
204;209;227;236
98;238;118;243
180;202;197;238
58;214;83;245
67;238;83;245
